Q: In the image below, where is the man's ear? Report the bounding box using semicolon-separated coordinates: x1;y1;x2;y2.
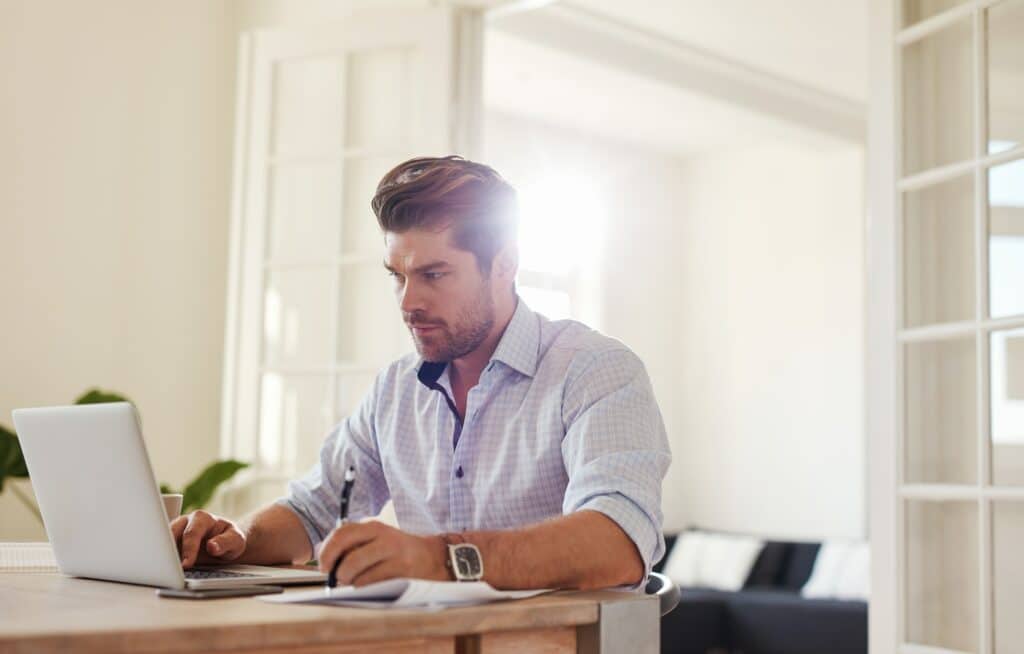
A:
494;245;518;282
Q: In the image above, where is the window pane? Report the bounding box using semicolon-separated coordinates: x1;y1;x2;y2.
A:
992;328;1024;486
903;0;970;26
905;337;977;484
272;56;345;156
340;156;399;255
259;373;332;473
267;164;342;261
987;0;1024;154
994;501;1024;653
519;286;571;321
903;174;975;327
988;158;1024;319
905;500;979;652
345;49;409;150
902;18;974;175
264;269;334;368
337;263;406;366
335;371;377;421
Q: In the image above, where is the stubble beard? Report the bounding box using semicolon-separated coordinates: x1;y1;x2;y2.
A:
409;284;495;363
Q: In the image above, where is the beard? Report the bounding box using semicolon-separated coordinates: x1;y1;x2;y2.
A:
405;283;495;363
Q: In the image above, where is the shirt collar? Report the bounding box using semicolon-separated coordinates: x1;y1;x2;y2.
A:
489;297;539;378
416;297;540;388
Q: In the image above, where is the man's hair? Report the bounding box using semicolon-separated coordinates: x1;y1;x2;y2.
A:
371;156;518;272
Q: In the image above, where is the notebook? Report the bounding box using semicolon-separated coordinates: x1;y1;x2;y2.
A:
260;578;549;609
0;542;59;573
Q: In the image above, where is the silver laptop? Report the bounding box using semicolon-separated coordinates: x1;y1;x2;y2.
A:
12;403;325;589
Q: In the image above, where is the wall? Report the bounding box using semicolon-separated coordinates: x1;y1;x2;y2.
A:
485;112;866;542
0;0;235;539
666;141;865;540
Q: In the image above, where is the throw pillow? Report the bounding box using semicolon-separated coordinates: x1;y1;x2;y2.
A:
801;541;870;601
662;531;764;592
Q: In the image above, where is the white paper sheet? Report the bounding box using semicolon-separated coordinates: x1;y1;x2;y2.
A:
260;578;549;608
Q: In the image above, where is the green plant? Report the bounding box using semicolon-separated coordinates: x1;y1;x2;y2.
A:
0;389;248;524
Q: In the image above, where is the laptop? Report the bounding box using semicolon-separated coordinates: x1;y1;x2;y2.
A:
12;402;325;589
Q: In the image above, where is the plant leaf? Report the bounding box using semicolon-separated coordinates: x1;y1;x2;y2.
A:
75;389;130;405
0;424;29;493
159;483;176;495
181;460;249;513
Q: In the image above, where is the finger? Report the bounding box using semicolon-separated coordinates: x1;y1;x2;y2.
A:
180;512;214;568
333;542;390;587
317;523;380;574
170;516;188;552
206;522;245;560
351;559;404;587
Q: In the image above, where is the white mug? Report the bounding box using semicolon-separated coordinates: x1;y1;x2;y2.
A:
161;494;183;521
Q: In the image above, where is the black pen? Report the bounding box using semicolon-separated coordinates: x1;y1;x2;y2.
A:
326;466;356;589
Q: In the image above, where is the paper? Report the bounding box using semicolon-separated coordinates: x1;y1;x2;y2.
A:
260;578;549;608
0;542;58;573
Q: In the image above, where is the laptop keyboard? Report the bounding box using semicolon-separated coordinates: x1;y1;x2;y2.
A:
184;567;265;580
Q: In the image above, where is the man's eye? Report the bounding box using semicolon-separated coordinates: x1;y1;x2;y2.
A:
388;271;404;283
424;272;446;281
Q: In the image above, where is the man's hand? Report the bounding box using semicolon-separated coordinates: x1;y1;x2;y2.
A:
171;510;247;568
317;521;447;587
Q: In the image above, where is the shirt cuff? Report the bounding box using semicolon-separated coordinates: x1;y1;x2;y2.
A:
576;492;661;588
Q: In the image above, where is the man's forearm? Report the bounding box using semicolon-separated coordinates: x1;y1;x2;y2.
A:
457;510;645;590
235;504;314;565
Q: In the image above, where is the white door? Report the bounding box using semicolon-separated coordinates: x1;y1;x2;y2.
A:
219;8;482;513
868;1;1024;653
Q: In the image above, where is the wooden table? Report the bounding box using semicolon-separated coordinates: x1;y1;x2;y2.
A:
0;573;659;653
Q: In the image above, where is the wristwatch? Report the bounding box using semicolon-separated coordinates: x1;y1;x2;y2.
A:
442;533;484;582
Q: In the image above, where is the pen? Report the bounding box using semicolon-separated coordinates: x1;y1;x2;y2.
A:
326;466;356;589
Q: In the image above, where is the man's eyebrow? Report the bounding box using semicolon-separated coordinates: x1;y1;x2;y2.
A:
382;260;452;274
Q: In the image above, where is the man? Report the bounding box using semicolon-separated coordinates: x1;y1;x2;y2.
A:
173;156;671;590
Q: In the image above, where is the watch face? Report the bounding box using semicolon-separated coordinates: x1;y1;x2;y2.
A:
452;544;483;579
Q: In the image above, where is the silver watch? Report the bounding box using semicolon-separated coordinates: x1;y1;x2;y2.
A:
446;542;484;582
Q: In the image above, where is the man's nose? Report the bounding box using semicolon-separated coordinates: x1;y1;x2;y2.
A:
399;278;426;315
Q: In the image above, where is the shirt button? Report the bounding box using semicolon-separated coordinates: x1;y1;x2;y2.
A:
455;466;464;479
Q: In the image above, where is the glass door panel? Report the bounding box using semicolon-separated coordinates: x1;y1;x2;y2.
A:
988;158;1024;319
986;0;1024;153
903;174;976;327
991;328;1024;486
263;269;335;368
268;163;342;261
259;373;332;473
993;501;1024;653
905;499;979;652
344;49;411;151
905;336;978;483
903;0;971;26
271;56;345;156
902;17;974;175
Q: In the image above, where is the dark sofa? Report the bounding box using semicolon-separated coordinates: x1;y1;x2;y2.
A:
655;532;867;654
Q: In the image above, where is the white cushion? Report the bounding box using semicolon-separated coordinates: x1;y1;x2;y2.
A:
662;531;764;592
801;541;870;601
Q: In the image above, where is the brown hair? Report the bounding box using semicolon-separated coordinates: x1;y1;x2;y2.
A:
371;155;518;272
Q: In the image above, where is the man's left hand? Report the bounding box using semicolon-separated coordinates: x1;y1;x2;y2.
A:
317;521;448;586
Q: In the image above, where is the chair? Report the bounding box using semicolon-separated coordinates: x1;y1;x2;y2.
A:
646;571;681;616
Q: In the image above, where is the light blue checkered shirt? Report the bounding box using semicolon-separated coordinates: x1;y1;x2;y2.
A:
278;299;672;576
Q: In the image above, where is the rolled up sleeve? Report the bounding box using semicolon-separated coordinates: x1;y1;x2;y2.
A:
275;374;391;552
560;347;672;579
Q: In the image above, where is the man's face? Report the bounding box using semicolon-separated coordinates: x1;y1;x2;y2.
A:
384;226;496;363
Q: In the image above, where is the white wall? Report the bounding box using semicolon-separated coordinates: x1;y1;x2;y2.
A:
666;142;865;540
485;112;866;542
0;0;235;539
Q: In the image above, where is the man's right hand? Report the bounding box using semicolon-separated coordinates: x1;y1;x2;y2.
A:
170;510;247;568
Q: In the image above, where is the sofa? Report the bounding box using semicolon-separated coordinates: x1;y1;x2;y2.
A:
655;531;867;654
